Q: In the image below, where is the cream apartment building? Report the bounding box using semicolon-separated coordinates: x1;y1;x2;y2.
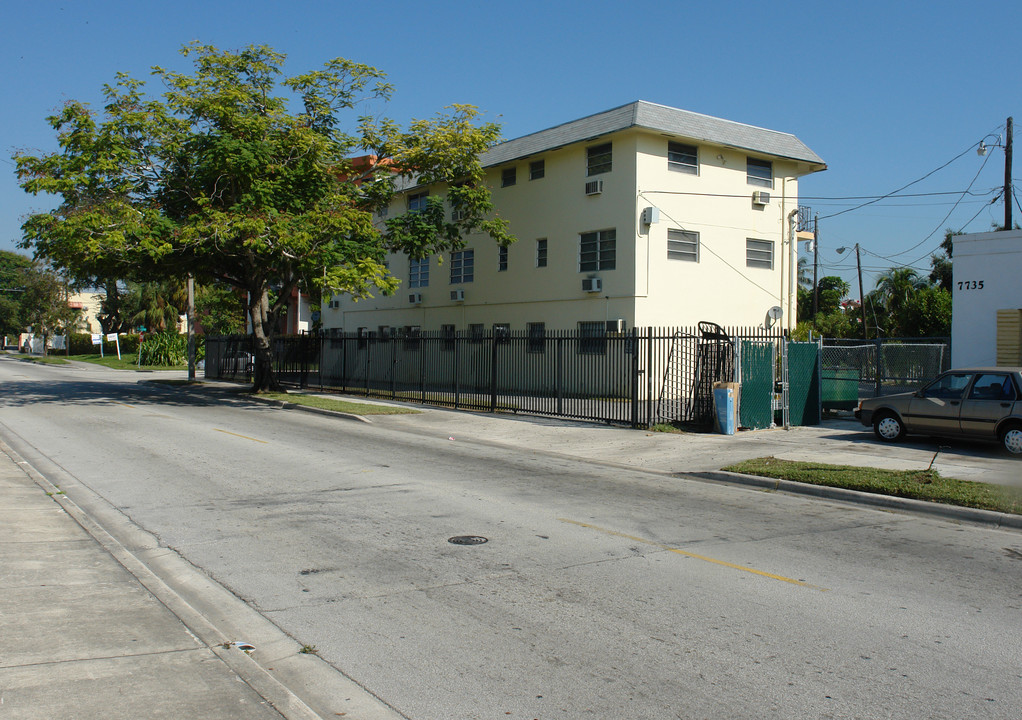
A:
323;101;826;338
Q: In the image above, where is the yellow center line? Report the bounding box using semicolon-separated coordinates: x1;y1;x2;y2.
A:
110;401;135;408
214;428;269;444
559;518;827;591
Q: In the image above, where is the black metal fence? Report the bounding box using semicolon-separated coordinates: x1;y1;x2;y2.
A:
206;325;783;428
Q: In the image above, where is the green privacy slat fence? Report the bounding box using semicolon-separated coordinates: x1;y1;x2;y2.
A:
740;340;775;430
787;342;821;426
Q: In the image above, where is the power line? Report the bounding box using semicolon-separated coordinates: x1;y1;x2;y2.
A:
817;129;1003;221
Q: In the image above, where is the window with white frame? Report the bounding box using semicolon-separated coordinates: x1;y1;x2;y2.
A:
667;229;699;262
668;142;698;174
746;238;774;269
409;257;429;287
529;160;545;180
587;142;612;176
536;238;548;268
747;158;773;188
498;245;508;272
408;191;429;212
579;229;616;272
501;167;516;187
450;249;474;283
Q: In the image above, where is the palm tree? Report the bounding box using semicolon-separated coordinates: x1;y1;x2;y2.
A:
872;268;928;336
797;256;812;290
125;281;185;332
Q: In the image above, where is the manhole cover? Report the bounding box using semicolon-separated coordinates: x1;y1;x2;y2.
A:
448;535;488;545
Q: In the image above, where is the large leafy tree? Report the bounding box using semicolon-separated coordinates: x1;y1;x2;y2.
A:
16;44;511;390
0;250;33;336
18;261;80;354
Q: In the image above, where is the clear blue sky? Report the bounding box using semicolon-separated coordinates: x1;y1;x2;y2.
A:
2;0;1018;296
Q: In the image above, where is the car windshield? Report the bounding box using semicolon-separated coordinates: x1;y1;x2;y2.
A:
920;373;973;399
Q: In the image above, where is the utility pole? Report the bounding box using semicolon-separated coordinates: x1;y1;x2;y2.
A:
1005;116;1013;231
855;243;868;339
187;274;195;381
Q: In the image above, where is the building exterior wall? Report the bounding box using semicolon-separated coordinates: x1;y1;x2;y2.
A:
951;229;1022;367
68;291;104;333
324;111;812;336
633;134;799;328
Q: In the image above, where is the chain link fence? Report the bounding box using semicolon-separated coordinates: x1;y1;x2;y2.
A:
821;338;950;408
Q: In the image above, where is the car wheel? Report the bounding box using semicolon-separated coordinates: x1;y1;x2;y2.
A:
873;412;906;442
1000;423;1022;457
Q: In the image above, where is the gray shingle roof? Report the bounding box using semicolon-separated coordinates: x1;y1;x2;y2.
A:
480;101;825;170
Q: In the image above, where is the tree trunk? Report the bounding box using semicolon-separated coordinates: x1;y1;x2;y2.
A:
248;286;285;393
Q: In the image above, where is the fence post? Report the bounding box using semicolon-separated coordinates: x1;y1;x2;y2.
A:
647;328;655;427
454;334;461;410
390;336;397;399
419;335;426;403
489;331;498;413
363;338;370;397
630;328;640;428
874;337;883;398
556;335;564;415
300;336;308;389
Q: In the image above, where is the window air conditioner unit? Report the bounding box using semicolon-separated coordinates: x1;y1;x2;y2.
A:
408;292;422;304
450;289;465;302
606;318;625;333
752;191;770;205
585;179;604;196
582;277;602;293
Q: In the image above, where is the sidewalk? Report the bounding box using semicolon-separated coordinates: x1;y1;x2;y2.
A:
0;440;295;719
1;435;404;720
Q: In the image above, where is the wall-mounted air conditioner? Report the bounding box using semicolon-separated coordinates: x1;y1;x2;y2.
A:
752;191;770;205
582;277;602;293
450;288;465;302
606;318;625;333
408;292;422;304
585;179;604;196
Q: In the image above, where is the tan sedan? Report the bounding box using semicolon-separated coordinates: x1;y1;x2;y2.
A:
854;367;1022;456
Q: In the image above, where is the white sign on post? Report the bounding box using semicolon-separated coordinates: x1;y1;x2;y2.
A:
107;333;121;360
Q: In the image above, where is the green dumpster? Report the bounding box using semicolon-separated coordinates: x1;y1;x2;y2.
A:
822;368;859;411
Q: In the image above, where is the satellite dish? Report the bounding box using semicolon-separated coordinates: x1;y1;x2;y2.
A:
765;306;783;328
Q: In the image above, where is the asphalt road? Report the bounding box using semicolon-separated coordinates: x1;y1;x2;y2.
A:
2;357;1021;719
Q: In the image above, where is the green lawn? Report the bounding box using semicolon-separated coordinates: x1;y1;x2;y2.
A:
66;353;187;371
723;456;1022;515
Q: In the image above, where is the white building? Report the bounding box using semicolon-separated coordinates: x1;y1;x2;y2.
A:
951;229;1022;367
324;101;825;337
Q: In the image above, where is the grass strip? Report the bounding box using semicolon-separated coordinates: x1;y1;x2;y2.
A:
66;353;187;371
723;456;1022;515
258;392;419;416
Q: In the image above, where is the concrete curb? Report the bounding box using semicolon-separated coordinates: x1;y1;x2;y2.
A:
0;436;407;720
263;398;373;424
685;470;1022;530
